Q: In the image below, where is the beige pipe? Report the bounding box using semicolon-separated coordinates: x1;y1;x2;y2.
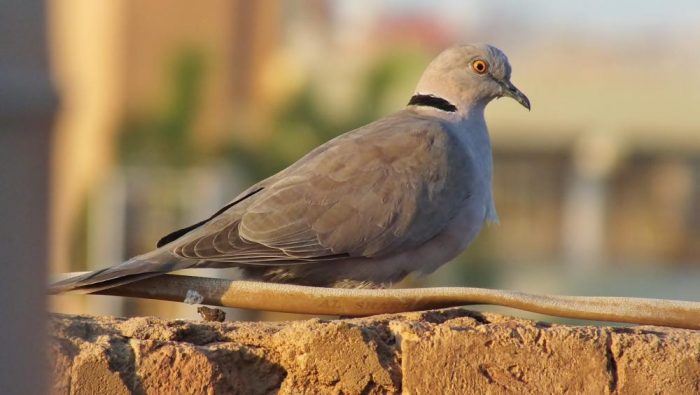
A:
90;274;700;330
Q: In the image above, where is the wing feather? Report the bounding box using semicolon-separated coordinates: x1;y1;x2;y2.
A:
169;110;472;266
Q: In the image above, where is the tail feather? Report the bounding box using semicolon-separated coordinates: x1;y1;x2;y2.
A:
49;270;165;294
49;249;192;294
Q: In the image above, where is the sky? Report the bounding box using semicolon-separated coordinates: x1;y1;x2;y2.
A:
335;1;700;38
383;1;700;30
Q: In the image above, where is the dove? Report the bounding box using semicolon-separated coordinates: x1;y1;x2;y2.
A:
50;44;530;294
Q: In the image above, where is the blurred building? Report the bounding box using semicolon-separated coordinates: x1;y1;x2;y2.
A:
50;0;281;270
485;41;700;269
49;0;284;316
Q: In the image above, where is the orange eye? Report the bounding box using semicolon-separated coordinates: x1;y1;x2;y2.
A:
471;59;489;74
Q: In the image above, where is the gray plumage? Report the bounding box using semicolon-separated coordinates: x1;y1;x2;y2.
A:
51;44;529;293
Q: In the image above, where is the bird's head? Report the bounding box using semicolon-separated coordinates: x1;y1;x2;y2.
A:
412;44;530;115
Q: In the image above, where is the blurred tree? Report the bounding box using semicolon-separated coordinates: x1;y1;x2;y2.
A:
118;49;207;167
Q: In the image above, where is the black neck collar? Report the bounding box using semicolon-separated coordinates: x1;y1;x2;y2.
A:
407;94;457;112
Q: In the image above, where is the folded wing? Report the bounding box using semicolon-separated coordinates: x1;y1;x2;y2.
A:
172;112;473;266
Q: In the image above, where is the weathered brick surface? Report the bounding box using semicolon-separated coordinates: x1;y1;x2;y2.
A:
49;309;700;394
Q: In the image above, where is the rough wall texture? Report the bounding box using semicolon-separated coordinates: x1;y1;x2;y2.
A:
49;309;700;394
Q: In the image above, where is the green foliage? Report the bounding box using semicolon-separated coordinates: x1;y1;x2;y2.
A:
118;49;206;167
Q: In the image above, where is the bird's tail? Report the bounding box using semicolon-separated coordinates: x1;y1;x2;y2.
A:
49;249;191;294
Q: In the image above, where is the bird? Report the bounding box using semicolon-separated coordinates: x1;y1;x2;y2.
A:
50;44;530;294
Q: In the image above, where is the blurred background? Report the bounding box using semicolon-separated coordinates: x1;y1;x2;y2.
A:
41;0;700;322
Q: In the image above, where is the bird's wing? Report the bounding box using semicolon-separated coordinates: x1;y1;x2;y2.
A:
171;111;473;265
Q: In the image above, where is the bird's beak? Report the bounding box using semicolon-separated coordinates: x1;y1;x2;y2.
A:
500;80;530;111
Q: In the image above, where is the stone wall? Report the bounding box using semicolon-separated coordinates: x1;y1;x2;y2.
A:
50;309;700;394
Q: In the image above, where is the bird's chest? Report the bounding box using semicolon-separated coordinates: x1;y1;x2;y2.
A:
442;127;495;250
450;122;496;223
446;192;489;253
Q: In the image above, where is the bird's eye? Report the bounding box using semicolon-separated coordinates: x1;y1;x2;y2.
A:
471;59;489;74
